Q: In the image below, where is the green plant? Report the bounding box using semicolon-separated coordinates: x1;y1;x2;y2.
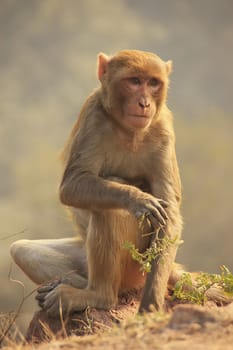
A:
173;265;233;304
124;228;182;274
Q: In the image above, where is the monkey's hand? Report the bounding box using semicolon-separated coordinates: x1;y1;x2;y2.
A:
129;193;168;229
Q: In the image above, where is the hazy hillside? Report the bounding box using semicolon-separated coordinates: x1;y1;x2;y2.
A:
0;0;232;334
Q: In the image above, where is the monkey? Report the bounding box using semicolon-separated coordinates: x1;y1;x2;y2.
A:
10;50;183;317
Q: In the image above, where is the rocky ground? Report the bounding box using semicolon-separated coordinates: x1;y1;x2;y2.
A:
2;293;233;350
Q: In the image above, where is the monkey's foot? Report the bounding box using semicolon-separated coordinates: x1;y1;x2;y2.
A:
37;284;115;318
27;291;141;343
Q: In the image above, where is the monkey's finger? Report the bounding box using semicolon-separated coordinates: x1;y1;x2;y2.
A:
37;280;60;293
37;285;54;293
147;208;164;226
38;300;44;308
148;205;167;226
36;291;47;302
43;291;57;310
153;201;168;220
157;199;169;208
147;214;160;230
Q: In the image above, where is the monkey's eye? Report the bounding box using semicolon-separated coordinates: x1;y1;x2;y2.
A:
128;77;141;85
149;78;161;87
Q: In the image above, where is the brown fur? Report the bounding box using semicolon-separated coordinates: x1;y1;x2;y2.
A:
10;50;182;317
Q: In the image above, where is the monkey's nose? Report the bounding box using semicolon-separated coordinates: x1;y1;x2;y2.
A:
139;101;150;109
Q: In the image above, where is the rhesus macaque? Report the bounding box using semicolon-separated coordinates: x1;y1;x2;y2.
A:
10;50;183;317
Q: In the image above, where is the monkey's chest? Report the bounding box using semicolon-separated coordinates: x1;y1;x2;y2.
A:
100;149;152;192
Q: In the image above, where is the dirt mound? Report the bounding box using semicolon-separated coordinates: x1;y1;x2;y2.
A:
26;292;141;343
26;289;233;346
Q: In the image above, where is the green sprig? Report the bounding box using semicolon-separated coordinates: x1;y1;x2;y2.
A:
124;234;182;274
173;265;233;304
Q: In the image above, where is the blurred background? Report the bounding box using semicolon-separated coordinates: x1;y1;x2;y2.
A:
1;0;233;334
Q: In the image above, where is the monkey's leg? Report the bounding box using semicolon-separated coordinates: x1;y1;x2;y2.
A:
40;209;143;317
86;210;125;307
10;237;87;287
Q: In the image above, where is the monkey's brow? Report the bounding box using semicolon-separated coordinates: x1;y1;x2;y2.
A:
124;75;156;81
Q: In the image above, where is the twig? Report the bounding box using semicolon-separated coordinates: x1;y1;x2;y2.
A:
0;264;37;346
59;297;68;338
0;229;28;241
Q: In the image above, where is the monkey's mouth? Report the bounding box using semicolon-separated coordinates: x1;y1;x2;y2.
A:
127;114;151;128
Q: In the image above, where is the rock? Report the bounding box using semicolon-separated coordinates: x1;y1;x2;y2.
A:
169;302;233;329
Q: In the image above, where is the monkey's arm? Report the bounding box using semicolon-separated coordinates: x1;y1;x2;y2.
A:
60;166;168;229
60;118;168;227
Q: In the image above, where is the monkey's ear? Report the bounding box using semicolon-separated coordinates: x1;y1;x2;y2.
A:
97;53;111;81
166;60;173;75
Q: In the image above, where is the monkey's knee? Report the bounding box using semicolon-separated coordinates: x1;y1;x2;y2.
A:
10;239;31;267
10;239;48;284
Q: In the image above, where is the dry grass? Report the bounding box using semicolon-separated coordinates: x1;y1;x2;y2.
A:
2;303;233;350
0;312;24;348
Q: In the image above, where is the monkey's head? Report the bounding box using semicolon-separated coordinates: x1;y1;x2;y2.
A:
97;50;172;131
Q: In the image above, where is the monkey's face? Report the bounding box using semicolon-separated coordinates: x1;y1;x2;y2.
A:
115;74;162;130
98;50;172;132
